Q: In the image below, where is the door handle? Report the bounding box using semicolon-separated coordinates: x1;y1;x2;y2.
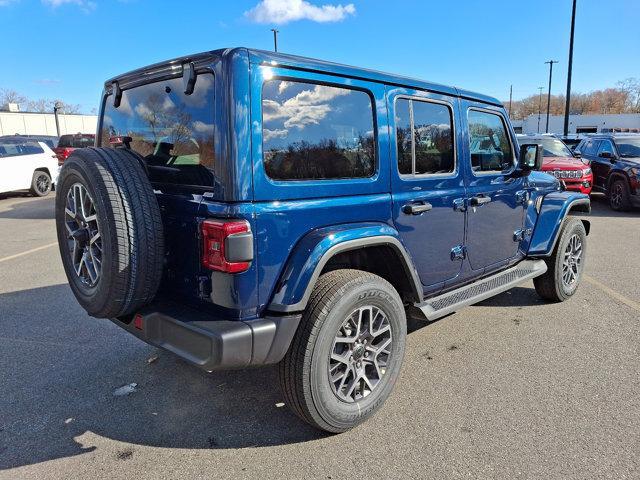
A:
469;195;492;206
403;202;432;215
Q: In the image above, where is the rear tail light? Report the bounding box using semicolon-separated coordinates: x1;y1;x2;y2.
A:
201;219;253;273
56;147;73;165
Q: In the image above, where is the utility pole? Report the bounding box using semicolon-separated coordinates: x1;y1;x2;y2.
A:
563;0;577;136
271;28;279;52
545;60;559;133
53;101;61;137
508;84;513;118
537;86;544;132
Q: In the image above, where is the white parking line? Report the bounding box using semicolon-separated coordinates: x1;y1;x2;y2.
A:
0;242;58;264
584;274;640;313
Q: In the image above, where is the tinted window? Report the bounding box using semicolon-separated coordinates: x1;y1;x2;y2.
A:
581;139;599;155
597;140;615;156
100;73;215;188
0;140;43;157
615;137;640;157
262;80;375;180
395;98;454;176
58;135;94;148
468;110;513;173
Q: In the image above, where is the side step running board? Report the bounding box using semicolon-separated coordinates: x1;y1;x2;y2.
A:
415;259;547;321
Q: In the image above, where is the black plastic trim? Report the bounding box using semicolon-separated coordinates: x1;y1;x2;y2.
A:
111;302;300;371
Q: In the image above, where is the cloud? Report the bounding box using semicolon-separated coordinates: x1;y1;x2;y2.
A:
263;84;350;130
192;121;215;134
263;128;289;142
34;79;61;86
41;0;96;12
245;0;355;24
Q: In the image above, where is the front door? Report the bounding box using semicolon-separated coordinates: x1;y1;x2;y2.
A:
462;104;526;271
389;89;466;291
592;139;616;188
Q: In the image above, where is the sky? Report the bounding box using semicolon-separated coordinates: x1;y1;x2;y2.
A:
1;0;638;113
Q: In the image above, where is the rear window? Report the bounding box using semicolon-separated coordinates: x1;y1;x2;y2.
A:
58;135;94;148
100;73;215;188
262;80;375;181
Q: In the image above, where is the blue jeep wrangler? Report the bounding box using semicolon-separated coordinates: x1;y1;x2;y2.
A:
55;48;590;433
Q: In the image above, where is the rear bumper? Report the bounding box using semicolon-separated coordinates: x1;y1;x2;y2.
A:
112;302;301;371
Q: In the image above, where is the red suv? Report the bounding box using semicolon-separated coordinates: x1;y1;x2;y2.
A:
54;134;95;165
517;135;593;194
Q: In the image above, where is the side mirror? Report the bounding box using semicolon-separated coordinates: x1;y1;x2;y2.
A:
573;151;581;159
598;151;616;161
518;143;543;172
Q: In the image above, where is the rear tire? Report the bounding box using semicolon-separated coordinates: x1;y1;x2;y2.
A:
534;218;586;302
55;147;164;318
279;269;406;433
608;178;631;211
30;170;52;197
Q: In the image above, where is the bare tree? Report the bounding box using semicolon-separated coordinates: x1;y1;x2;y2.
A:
0;89;27;110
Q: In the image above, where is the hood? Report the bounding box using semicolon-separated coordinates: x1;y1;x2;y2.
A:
541;156;587;170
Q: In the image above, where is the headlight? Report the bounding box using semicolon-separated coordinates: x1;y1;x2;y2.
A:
583;168;592;176
631;167;640;176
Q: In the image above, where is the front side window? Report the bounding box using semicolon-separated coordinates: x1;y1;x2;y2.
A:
100;73;215;187
262;80;375;180
597;140;615;156
395;98;455;176
468;110;514;173
581;139;600;156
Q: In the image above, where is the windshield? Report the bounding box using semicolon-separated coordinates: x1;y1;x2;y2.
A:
535;138;573;157
100;73;215;189
616;138;640;157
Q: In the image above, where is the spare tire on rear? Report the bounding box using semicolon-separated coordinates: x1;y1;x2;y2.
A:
55;147;164;318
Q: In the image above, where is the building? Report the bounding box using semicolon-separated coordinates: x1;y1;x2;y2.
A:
0;111;97;137
510;113;640;135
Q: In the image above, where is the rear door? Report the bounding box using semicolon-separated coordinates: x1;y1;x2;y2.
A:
388;88;466;292
461;102;526;272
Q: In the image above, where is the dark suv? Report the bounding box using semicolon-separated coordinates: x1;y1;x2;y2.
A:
575;134;640;210
55;48;590;433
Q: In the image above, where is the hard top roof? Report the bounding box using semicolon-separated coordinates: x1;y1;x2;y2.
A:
105;47;502;107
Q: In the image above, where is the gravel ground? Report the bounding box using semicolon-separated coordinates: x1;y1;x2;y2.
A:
0;192;638;480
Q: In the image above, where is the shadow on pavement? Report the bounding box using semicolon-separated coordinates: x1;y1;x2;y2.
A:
0;280;565;470
0;284;325;471
587;192;639;218
0;195;54;220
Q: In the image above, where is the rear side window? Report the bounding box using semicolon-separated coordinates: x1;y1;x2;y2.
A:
468;110;514;173
58;135;94;148
0;140;43;157
100;73;216;188
262;80;375;181
395;98;455;175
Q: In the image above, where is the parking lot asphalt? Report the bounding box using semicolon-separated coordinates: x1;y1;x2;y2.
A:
0;192;639;480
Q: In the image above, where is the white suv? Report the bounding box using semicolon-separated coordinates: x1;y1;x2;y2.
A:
0;139;60;196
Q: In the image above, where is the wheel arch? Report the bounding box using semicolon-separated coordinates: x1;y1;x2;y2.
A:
268;223;422;313
527;191;591;257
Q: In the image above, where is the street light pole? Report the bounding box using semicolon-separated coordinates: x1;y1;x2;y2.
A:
563;0;577;136
544;60;559;133
271;28;279;52
53;101;61;137
508;84;513;117
537;86;544;132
